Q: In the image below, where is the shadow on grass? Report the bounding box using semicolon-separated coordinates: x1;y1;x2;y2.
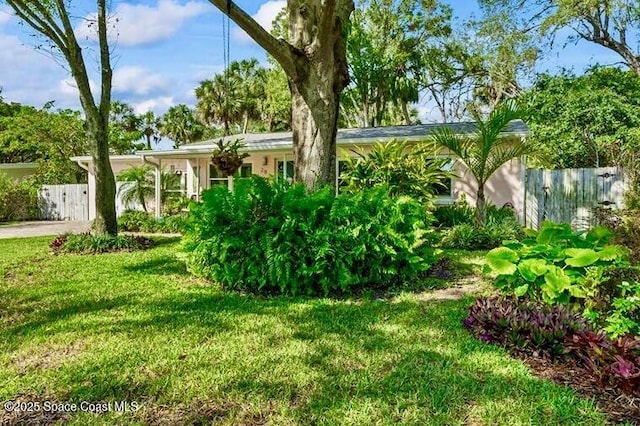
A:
2;296;132;347
149;236;182;247
1;260;606;424
123;255;189;276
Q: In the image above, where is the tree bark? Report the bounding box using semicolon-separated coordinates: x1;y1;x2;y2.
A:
476;185;487;227
208;0;354;190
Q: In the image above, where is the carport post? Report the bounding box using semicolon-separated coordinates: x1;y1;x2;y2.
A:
154;163;161;219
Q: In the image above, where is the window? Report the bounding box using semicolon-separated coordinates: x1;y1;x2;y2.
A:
237;163;252;178
209;165;227;187
433;159;455;200
337;160;349;190
277;160;294;182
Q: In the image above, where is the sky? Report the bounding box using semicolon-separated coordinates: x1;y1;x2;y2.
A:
0;0;624;137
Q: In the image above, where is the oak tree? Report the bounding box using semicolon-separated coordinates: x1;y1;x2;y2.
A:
207;0;354;190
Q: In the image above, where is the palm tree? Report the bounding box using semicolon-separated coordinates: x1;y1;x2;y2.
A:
429;100;534;225
140;111;161;150
159;105;204;148
117;165;153;212
228;59;266;133
195;75;241;136
117;166;182;212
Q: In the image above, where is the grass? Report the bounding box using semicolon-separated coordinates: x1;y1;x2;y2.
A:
0;237;609;425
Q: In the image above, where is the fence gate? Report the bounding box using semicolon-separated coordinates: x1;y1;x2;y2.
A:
39;184;89;221
524;167;628;231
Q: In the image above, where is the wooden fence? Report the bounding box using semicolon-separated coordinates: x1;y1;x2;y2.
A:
39;182;144;221
524;167;628;231
39;184;89;221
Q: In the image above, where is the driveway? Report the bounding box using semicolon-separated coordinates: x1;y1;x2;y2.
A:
0;221;90;239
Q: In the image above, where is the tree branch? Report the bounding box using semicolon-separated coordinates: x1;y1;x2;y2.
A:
207;0;297;75
97;0;112;119
5;0;68;52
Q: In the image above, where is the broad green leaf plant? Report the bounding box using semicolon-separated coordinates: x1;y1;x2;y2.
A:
485;222;629;305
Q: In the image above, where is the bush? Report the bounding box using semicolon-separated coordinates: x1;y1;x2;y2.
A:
340;139;452;205
594;208;640;264
118;210;155;232
0;174;39;222
118;210;189;234
184;177;439;296
600;280;640;338
434;199;519;229
464;297;640;395
162;196;191;216
463;296;589;358
433;202;474;228
485;222;628;305
440;216;524;250
50;233;154;254
155;213;189;233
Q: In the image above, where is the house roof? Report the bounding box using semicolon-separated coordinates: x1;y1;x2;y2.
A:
0;162;39;170
177;119;530;150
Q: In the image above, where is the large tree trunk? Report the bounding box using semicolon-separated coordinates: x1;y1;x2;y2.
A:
288;0;352;190
207;0;354;190
290;73;341;190
88;116;118;234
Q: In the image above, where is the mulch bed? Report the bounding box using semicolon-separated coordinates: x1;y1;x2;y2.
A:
516;353;640;424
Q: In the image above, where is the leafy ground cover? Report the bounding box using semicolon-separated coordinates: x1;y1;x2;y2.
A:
0;237;610;425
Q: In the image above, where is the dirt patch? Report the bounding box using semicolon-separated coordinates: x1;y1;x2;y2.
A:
416;277;485;302
11;341;85;372
138;400;275;426
0;395;70;426
519;354;640;424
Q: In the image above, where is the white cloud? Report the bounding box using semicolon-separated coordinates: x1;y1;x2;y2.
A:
57;78;99;99
75;0;210;47
0;9;12;25
133;97;175;114
0;34;74;107
113;66;170;96
233;1;285;44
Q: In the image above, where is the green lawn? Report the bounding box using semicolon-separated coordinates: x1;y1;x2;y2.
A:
0;237;609;425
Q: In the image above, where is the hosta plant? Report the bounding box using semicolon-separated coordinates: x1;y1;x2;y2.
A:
485;221;628;305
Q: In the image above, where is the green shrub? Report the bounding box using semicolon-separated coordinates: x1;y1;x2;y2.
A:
594;208;640;265
485;222;628;306
601;280;640;338
50;233;154;254
162;196;191;216
118;210;155;232
184;177;439;296
440;216;524;250
433;203;474;228
118;209;189;234
155;213;189;233
340;139;452;205
0;174;39;222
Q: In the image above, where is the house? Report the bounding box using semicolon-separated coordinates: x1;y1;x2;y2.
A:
0;162;38;181
71;120;531;221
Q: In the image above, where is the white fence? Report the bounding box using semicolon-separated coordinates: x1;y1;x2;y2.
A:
39;182;146;221
524;167;628;231
39;184;89;221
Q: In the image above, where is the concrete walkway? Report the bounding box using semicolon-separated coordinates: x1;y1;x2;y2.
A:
0;221;90;239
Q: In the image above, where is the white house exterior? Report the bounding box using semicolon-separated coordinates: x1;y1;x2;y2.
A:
71;120;531;221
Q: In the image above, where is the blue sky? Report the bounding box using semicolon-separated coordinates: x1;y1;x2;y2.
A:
0;0;623;119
